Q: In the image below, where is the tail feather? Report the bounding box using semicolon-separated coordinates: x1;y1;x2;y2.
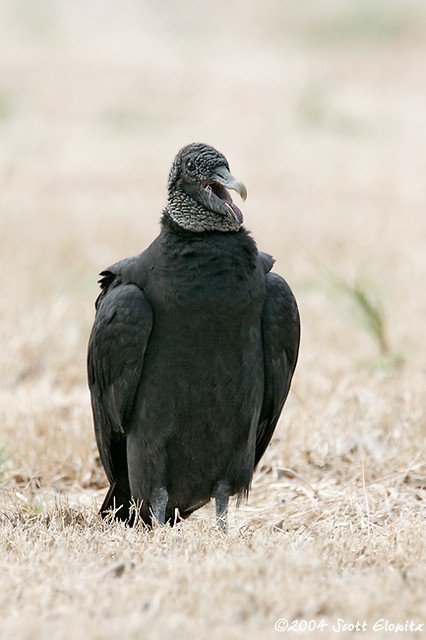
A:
100;482;135;525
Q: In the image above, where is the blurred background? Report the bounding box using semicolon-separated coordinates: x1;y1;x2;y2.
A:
1;0;425;490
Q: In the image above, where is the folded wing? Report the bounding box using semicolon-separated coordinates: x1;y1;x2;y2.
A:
87;273;153;485
256;270;300;467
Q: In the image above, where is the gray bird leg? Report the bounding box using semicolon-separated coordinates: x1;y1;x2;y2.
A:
150;487;168;525
214;481;230;534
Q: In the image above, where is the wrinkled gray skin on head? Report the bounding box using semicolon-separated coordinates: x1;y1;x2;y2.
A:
166;143;247;233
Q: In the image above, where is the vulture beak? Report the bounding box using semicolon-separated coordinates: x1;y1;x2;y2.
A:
210;167;247;202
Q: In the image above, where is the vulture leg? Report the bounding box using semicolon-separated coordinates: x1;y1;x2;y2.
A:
214;481;230;534
150;486;168;525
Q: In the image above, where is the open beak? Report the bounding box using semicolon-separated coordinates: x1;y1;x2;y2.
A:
210;166;247;202
202;165;247;227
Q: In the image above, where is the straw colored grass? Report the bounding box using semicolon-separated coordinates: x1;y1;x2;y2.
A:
1;1;425;638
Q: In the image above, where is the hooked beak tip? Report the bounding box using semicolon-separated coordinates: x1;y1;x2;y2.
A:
209;166;247;203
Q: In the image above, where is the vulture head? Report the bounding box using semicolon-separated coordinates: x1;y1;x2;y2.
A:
166;143;247;233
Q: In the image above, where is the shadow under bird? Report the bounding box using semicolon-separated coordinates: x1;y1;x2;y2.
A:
87;143;300;532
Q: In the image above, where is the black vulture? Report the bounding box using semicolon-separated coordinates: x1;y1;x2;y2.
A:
87;143;300;531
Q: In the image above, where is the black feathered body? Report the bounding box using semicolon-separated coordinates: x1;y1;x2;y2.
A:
140;225;267;514
90;221;273;520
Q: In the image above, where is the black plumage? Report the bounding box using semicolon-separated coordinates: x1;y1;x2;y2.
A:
87;143;300;530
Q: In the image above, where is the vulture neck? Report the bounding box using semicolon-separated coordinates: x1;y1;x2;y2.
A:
165;189;241;233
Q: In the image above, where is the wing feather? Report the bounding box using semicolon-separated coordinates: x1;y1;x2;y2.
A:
87;280;153;483
255;271;300;467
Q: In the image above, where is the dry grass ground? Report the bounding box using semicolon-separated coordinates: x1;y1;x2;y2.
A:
1;1;425;638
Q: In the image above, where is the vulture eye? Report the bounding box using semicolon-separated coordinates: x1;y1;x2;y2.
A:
186;159;196;172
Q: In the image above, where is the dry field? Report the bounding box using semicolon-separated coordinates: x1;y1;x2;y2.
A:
1;1;425;638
